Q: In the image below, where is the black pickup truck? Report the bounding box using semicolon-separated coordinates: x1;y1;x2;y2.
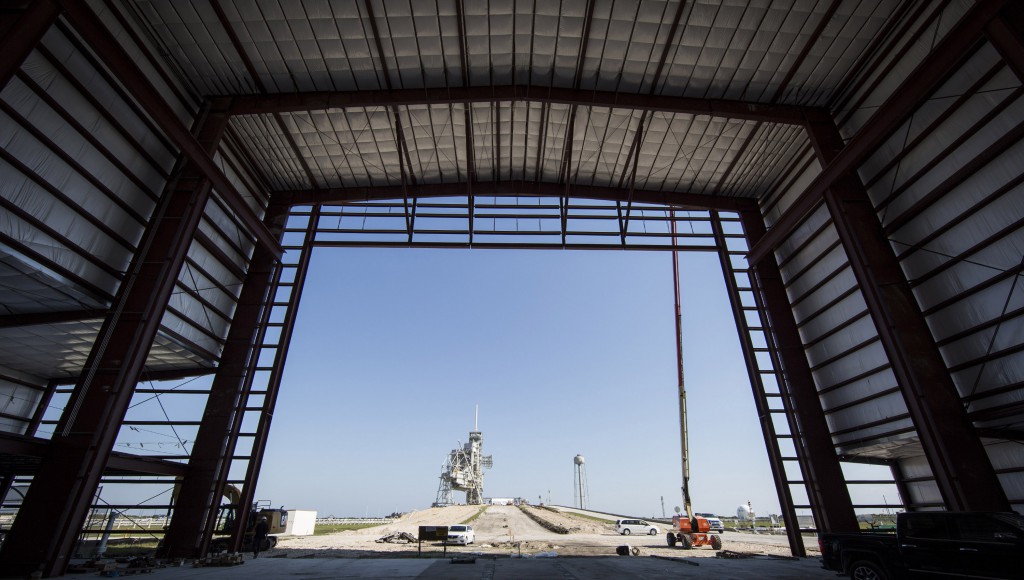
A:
819;511;1024;580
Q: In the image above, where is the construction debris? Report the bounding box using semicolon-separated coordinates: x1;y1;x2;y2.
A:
97;557;160;576
716;550;755;559
193;552;244;567
714;549;800;561
375;531;418;544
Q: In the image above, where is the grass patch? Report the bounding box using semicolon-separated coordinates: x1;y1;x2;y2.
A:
460;506;488;525
313;523;381;535
84;541;159;558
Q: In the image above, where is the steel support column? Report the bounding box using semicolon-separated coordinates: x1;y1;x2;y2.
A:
710;212;804;557
808;120;1010;512
26;381;58;437
747;0;1009;265
0;103;231;578
889;460;914;511
59;1;279;255
159;203;289;559
0;472;14;509
738;209;859;534
227;205;319;552
985;2;1024;81
0;0;60;90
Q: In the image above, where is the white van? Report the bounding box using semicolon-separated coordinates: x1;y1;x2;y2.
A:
614;519;659;535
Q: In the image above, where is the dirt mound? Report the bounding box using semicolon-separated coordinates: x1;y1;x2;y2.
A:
520;506;612;534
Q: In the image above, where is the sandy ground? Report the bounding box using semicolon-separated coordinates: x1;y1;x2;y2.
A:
268;505;818;560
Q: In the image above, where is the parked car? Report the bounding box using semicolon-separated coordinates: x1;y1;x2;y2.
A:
446;524;474;545
819;511;1024;580
615;519;659;535
706;517;725;534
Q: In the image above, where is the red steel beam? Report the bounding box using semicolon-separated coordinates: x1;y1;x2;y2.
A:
746;0;1009;266
0;0;60;90
709;212;804;556
0;431;187;479
58;1;280;256
738;209;859;535
224;85;822;126
0;104;232;578
273;181;758;212
105;453;189;478
809;119;1009;512
985;2;1024;80
226;206;318;553
160;203;289;559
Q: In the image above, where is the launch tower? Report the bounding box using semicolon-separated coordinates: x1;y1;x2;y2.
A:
434;408;493;506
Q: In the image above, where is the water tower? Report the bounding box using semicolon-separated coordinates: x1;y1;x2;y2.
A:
573;454;589;510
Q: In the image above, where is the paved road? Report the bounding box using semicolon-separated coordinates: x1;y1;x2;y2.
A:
549;505;820;553
471;504;550;542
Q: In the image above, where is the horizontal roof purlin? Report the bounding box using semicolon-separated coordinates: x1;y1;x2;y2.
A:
224;85;821;126
273;180;758;212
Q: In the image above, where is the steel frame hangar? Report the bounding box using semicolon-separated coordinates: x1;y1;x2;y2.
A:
0;0;1022;576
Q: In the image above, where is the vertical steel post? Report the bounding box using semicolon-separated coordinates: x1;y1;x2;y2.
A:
0;103;231;577
227;205;319;552
710;212;805;557
738;209;859;534
985;3;1024;81
26;381;58;437
160;202;289;559
889;461;914;511
0;473;14;510
0;0;60;90
807;119;1009;512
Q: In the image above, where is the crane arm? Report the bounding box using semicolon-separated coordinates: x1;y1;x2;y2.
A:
671;212;693;519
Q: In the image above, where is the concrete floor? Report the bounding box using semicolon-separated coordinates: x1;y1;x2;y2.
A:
48;555;838;579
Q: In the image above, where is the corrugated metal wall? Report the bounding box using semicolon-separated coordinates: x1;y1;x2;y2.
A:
0;1;263;428
763;0;1024;512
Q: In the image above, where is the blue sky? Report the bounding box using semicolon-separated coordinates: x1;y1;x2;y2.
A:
256;246;793;519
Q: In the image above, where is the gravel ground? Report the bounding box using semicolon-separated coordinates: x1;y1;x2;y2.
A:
266;505;818;560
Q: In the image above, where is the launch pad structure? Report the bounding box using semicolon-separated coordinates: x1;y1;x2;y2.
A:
434;410;493;506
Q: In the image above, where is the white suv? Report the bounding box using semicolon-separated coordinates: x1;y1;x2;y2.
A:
446;525;475;545
615;519;659;535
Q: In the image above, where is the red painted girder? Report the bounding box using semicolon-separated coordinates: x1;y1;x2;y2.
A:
58;2;280;256
985;2;1024;81
746;0;1009;265
0;106;229;578
739;209;859;535
225;84;822;126
0;432;187;477
808;114;1009;512
0;0;60;90
160;204;288;559
274;180;759;212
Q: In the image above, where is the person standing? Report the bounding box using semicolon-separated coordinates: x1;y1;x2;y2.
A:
252;516;270;558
